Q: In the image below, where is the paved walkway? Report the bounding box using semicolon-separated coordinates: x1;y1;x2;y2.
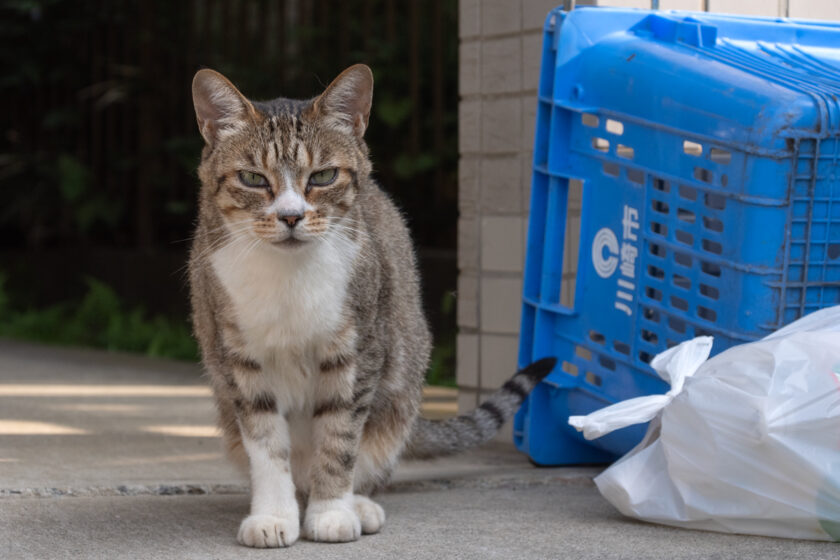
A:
0;340;836;559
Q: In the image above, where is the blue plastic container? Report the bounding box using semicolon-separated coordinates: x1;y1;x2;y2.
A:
515;7;840;465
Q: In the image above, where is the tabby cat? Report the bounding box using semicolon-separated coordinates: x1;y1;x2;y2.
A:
188;63;555;548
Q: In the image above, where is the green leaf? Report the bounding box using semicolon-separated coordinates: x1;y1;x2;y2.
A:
441;290;455;315
375;97;412;129
57;154;89;202
0;271;8;316
165;200;190;215
392;152;438;180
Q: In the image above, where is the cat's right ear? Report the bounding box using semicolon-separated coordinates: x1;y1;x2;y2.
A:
191;69;256;147
312;64;374;139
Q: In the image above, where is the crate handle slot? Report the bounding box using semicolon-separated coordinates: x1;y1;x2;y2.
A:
539;177;583;311
631;14;718;48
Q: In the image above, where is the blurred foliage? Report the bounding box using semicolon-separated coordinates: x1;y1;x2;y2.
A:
0;272;199;360
0;0;458;250
0;270;455;385
426;290;457;387
0;0;457;384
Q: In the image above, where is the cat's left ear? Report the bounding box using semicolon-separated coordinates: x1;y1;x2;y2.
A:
313;64;374;139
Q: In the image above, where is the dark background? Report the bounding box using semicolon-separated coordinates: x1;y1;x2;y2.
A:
0;0;459;384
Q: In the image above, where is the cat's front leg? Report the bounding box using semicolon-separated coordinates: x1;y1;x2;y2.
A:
303;340;380;542
230;358;299;547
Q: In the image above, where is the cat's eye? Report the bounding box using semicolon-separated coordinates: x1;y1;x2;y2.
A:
308;168;338;187
238;170;269;188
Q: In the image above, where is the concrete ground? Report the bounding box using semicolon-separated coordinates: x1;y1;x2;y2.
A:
0;340;836;559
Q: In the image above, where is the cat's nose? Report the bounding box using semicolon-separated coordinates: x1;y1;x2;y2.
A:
278;211;303;228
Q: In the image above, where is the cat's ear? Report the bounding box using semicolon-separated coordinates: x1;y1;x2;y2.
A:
192;69;257;146
313;64;374;139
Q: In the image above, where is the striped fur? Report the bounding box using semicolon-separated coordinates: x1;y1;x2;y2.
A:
189;64;556;549
403;358;557;460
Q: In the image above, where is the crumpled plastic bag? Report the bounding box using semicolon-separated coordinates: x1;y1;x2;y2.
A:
569;306;840;541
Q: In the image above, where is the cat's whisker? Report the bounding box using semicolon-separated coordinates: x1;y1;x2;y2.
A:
198;222;256;246
321;231;373;265
191;223;256;264
203;221;254;237
174;219;254;249
230;236;264;270
325;222;372;246
329;220;367;234
328;227;369;242
177;227;255;277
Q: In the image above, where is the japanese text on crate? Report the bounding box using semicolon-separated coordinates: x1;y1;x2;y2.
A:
617;206;639;315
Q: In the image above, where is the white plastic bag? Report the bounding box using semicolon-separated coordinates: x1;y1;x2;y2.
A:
569;306;840;541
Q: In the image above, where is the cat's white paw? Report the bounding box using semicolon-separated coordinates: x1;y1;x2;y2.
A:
237;514;299;548
303;503;362;542
354;495;385;534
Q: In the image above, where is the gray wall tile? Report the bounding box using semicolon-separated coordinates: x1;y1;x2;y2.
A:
458;99;481;154
457;273;480;329
458;215;479;273
521;31;543;91
460;0;482;38
481;216;524;272
456;333;480;387
480;334;521;388
522;0;564;30
480;156;522;213
481;0;523;35
480;276;523;334
458;156;480;218
481;97;521;153
459;41;481;97
481;37;523;94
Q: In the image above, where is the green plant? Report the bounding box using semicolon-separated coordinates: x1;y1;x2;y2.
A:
426;290;456;387
0;272;198;361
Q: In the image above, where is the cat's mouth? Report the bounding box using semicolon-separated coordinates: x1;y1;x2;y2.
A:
271;236;308;249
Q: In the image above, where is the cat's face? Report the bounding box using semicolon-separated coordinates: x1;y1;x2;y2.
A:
192;65;373;250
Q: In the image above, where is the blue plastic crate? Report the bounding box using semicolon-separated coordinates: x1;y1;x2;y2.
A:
515;7;840;465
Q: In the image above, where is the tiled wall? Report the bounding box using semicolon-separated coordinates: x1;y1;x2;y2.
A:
456;0;839;438
457;0;590;440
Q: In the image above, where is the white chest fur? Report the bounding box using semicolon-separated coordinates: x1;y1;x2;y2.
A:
210;235;355;366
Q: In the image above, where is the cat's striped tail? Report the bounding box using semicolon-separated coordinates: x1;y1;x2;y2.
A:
402;357;557;460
